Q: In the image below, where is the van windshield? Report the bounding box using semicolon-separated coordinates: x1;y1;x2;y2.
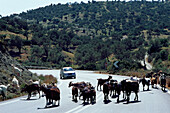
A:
63;68;74;71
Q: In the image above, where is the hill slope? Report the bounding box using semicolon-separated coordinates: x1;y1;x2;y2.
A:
0;42;39;100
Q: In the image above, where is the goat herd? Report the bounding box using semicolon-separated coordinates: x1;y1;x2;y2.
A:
68;71;167;105
0;71;168;108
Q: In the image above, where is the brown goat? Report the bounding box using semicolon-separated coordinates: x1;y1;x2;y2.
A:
21;84;41;100
41;85;60;108
97;76;112;91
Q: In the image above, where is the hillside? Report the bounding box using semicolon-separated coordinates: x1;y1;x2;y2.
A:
0;1;169;73
19;1;170;37
0;42;40;100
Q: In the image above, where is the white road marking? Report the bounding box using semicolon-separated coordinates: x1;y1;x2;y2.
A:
0;99;19;106
66;91;103;113
65;105;83;113
74;92;104;113
157;85;170;95
57;80;62;87
74;105;89;113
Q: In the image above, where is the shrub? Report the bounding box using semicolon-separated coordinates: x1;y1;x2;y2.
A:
167;77;170;88
6;93;16;99
43;74;57;84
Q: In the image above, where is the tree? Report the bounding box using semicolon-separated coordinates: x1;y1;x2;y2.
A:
9;36;23;54
58;34;71;50
148;39;161;54
23;31;29;40
159;49;168;61
48;30;60;44
0;34;6;42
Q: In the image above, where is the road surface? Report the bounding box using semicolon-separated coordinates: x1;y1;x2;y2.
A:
0;70;170;113
141;53;152;70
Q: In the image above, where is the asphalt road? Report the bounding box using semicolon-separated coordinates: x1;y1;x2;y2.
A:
0;70;170;113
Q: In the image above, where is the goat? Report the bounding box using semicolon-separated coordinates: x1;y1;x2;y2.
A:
21;84;41;100
41;85;60;107
12;76;20;88
0;84;10;100
97;76;112;91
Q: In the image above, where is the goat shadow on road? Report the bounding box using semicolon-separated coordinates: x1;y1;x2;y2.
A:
123;100;141;104
103;100;112;104
111;95;118;98
72;99;78;103
115;99;126;104
140;89;152;92
152;87;169;93
81;101;96;106
20;98;40;101
115;99;141;104
37;105;59;110
161;89;168;93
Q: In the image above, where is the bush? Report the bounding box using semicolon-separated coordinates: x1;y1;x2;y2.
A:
167;77;170;88
38;74;45;81
43;75;57;84
6;93;16;99
148;55;153;63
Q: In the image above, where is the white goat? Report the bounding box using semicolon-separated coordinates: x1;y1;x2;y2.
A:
12;76;20;88
28;79;40;85
33;79;40;85
0;84;10;100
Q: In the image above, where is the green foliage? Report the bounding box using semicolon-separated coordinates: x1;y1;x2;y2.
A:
152;59;169;73
17;1;169;37
96;60;106;70
6;93;16;99
0;17;28;34
159;49;168;61
148;38;169;67
38;75;45;81
8;36;23;53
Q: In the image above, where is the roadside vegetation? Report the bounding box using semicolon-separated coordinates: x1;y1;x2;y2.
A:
0;73;57;101
38;74;57;84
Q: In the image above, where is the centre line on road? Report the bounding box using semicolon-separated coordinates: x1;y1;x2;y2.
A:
0;99;19;106
74;92;103;113
66;92;103;113
57;80;62;87
65;105;83;113
74;104;89;113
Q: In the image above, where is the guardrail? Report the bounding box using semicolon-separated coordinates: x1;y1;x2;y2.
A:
25;66;50;69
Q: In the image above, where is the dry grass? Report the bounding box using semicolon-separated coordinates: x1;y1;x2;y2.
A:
0;31;27;40
115;70;148;78
97;70;149;79
43;74;57;84
0;31;32;40
62;50;74;58
123;71;145;78
166;77;170;89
